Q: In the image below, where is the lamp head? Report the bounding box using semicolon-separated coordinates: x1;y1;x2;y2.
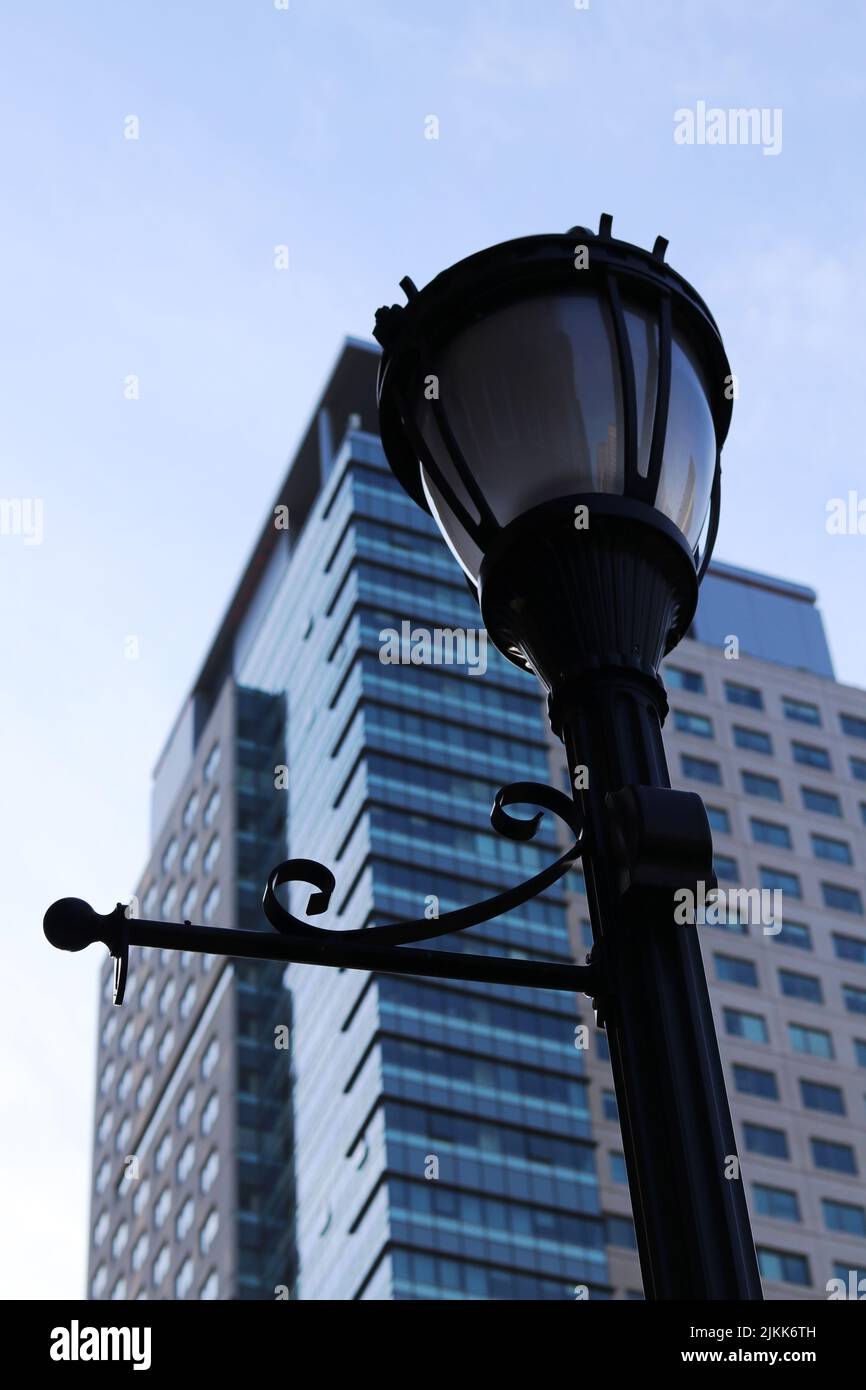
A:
374;215;732;692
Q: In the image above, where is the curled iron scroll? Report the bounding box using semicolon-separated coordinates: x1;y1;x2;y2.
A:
262;782;583;948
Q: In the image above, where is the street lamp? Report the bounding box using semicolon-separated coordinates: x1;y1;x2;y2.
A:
372;214;762;1301
43;213;761;1301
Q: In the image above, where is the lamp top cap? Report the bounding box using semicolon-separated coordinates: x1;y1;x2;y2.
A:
373;213;722;360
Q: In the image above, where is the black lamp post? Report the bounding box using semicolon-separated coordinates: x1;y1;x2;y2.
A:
43;213;761;1301
372;214;762;1301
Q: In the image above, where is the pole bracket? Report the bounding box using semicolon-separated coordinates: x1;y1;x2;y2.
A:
605;784;716;908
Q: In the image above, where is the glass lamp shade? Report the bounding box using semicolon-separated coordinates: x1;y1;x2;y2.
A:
414;289;717;586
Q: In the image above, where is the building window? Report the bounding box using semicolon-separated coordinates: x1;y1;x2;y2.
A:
180;981;198;1020
161;882;178;918
843;984;866;1016
714;854;738;882
788;1024;834;1059
131;1232;149;1272
93;1211;110;1246
782;697;821;726
822;1199;866;1238
199;1209;219;1257
157;1028;175;1067
756;1248;810;1287
605;1215;637;1249
91;1264;108;1298
161;837;178;873
706;806;731;834
776;921;812;951
674;710;713;738
724;1009;768;1044
813;833;853;865
183;790;200;827
840;713;866;741
115;1116;132;1153
133;1178;151;1217
95;1159;110;1194
201;1092;219;1136
779;970;822;1005
201;1037;219;1080
855;1040;866;1068
119;1019;134;1053
110;1276;127;1301
152;1244;170;1288
138;1021;154;1059
159;978;175;1016
715;955;758;988
139;975;155;1009
111;1221;128;1258
743;1123;789;1160
665;666;705;692
681;754;722;785
725;682;763;710
180;884;198;921
117;1066;132;1102
799;1079;845;1115
136;1072;153;1110
202;884;221;924
792;741;832;770
177;1140;195;1184
802;787;841;817
99;1060;115;1096
811;1137;858;1175
143;883;158;915
177;1084;196;1127
203;789;221;827
203;836;220;875
850;757;866;783
734;727;772;755
741;770;782;801
609;1151;627;1184
200;1149;219;1194
181;836;199;875
176;1197;194;1241
753;1185;800;1222
155;1132;172;1174
732;1064;778;1100
760;867;801;897
154;1186;171;1228
602;1090;618;1122
97;1109;113;1144
750;818;792;849
822;883;864;915
203;742;221;780
200;1270;219;1300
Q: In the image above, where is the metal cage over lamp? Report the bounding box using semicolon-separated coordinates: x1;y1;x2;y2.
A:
373;213;731;694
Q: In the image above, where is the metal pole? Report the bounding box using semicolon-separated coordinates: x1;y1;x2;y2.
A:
555;669;763;1301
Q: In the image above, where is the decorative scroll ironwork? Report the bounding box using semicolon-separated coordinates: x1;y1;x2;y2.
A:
43;782;597;1004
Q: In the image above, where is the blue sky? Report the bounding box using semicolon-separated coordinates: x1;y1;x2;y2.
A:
1;0;864;1297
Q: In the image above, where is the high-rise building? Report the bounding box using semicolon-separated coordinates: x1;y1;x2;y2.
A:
87;340;866;1300
583;569;866;1300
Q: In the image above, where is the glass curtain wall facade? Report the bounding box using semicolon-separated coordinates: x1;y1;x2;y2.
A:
238;430;610;1300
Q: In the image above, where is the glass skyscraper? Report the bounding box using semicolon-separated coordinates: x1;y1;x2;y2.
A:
87;339;866;1301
